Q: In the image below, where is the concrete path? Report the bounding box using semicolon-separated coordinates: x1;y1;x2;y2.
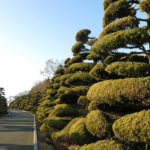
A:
0;109;34;150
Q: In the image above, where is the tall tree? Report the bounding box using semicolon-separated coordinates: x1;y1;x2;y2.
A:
90;0;150;63
41;58;63;79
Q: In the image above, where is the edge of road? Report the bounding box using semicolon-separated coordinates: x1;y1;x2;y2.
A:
33;114;38;150
22;110;38;150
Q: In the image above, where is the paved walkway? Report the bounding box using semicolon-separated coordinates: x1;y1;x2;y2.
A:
0;109;34;150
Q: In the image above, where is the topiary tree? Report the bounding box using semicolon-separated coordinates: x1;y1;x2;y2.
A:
90;0;150;63
71;29;97;57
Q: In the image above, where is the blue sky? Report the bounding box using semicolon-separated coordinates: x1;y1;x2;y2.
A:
0;0;147;99
0;0;102;98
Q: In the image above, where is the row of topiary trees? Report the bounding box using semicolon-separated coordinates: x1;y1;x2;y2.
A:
9;0;150;149
0;88;7;115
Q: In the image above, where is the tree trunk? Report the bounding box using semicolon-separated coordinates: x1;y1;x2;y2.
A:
147;54;150;64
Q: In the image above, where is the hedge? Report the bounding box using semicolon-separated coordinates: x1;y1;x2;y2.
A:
113;109;150;143
100;16;138;37
139;0;150;13
72;42;84;55
91;27;149;55
52;118;81;144
75;140;131;150
103;0;135;27
65;72;97;86
53;104;78;117
105;61;150;77
87;77;150;109
103;53;128;65
89;63;108;80
65;62;94;74
58;86;90;104
65;53;88;67
69;118;96;145
77;96;90;107
85;110;112;138
75;29;91;43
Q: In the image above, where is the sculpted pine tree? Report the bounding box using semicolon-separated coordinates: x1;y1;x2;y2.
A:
65;29;97;67
90;0;150;63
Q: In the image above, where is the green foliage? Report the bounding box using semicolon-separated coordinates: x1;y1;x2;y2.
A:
53;104;78;117
65;72;97;86
91;27;149;55
100;16;138;37
103;0;135;27
103;0;118;10
69;118;96;145
77;96;90;107
40;122;54;138
0;95;7;115
65;53;88;67
89;63;108;80
75;140;131;150
72;42;84;55
54;65;64;76
86;38;97;46
47;117;70;130
59;74;73;85
113;109;150;143
87;77;150;109
88;101;101;111
129;55;148;63
65;62;94;74
85;110;112;138
58;86;90;104
52;118;81;144
64;58;70;64
75;29;91;43
105;61;150;77
86;53;105;62
104;53;128;65
139;0;150;13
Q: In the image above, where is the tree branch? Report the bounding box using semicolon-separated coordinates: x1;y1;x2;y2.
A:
137;18;149;22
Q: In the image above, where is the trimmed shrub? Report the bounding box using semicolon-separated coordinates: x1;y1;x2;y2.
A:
40;122;54;138
46;89;57;97
77;96;90;107
47;118;70;130
91;27;149;56
85;110;112;138
65;62;94;74
69;118;96;145
104;53;128;65
59;73;73;85
113;109;150;143
86;38;97;46
139;0;150;13
89;63;108;80
103;0;135;27
88;101;101;111
87;77;150;109
65;72;97;86
105;61;150;77
100;16;138;37
75;140;131;150
66;53;88;67
52;118;81;143
72;42;84;55
75;29;91;43
59;86;90;104
54;104;78;117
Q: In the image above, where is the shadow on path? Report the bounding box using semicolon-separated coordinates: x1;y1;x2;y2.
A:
0;144;33;150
